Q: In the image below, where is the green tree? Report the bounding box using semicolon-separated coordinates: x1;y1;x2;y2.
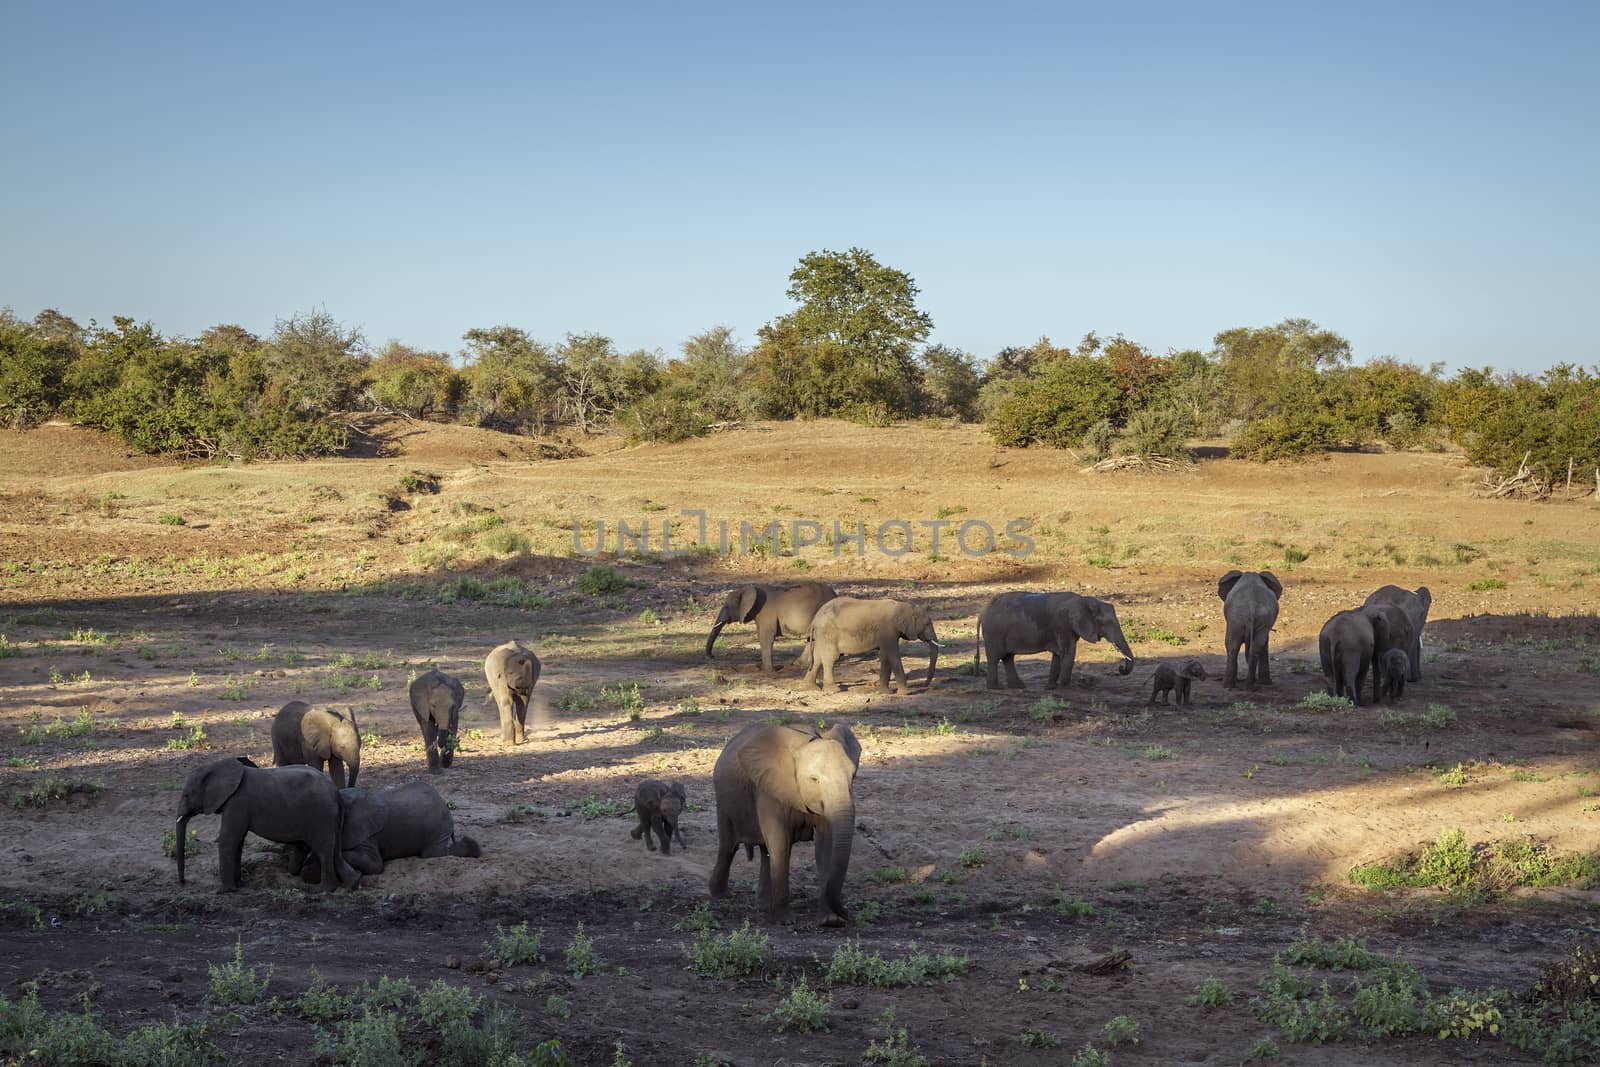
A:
555;333;660;434
366;341;463;418
0;309;82;428
985;354;1121;448
917;344;982;420
1213;318;1351;419
459;326;562;432
261;310;367;413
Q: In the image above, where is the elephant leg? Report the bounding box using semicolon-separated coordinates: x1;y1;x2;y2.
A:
1058;644;1078;688
495;694;516;745
346;843;384;876
821;651;842;694
658;818;673;857
802;653;821;689
709;819;736;898
216;836;241;892
1255;639;1272;685
1002;653;1024;689
631;816;646;841
758;831;790;923
792;639;814;672
985;650;1001;691
757;618;779;672
287;842;310;876
1410;636;1423;683
1045;652;1061;688
877;652;892;691
1224;639;1240;688
422;720;441;773
439;727;456;768
889;645;909;694
513;694;528;744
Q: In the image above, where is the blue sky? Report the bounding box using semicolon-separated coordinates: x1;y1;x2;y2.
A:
3;2;1595;371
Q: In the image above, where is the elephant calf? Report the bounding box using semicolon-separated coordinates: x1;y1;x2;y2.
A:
630;779;688;855
803;596;940;694
1218;570;1283;689
1150;660;1206;705
484;640;541;745
1378;648;1410;701
272;701;361;788
1319;607;1391;706
410;668;465;772
298;780;482;882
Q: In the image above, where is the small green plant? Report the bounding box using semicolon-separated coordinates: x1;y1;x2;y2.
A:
1071;1045;1110;1067
765;974;831;1033
414;978;481;1029
1424;703;1457;728
0;634;19;658
674;902;718;935
1029;694;1065;721
295;968;351;1022
1102;1014;1139;1046
960;846;987;869
1020;1027;1061;1048
823;940;970;988
1299;692;1354;711
488;922;545;966
162;826;200;859
685;921;769;978
571;795;633;819
578;565;641;596
1466;578;1507;591
1188;976;1235;1008
11;775;102;809
1247;1037;1281;1060
565;924;602;978
860;1006;928;1066
544;993;573;1019
159;513;186;526
481;528;532;556
166;725;208;750
1143;743;1177;761
315;1008;405;1066
1056;892;1097;918
207;938;271;1005
868;866;911;884
1436;762;1472;787
603;682;645;717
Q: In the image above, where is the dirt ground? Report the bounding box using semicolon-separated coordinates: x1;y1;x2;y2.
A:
2;419;1599;1064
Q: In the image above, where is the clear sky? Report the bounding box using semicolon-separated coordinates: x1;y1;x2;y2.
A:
3;2;1595;372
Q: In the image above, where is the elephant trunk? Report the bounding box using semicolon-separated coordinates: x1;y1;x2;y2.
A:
346;751;360;789
175;814;191;885
450;835;483;859
704;612;729;659
1108;624;1135;675
924;640;939;688
819;806;855;921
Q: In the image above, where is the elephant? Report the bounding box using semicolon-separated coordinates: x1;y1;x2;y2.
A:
801;596;940;694
409;668;465;772
1150;659;1206;705
705;581;838;671
1363;585;1432;682
296;780;483;882
484;640;541;745
1319;607;1393;706
271;701;361;788
974;591;1136;690
1217;570;1283;688
1378;648;1410;701
629;779;688;855
709;722;861;927
175;756;358;893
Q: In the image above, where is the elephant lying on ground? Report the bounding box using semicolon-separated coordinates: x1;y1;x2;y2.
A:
409;668;465;772
710;722;861;927
705;581;837;671
297;780;482;881
975;591;1135;690
175;756;358;893
630;779;688;855
802;596;939;694
1363;585;1431;682
1319;607;1392;706
484;640;541;745
1218;570;1282;688
271;701;361;787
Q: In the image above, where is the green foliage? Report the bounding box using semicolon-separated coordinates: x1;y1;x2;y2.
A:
860;1007;928;1066
1443;364;1600;490
1102;1014;1140;1046
296;968;352;1023
487;923;545;966
1019;1027;1061;1048
1350;830;1600;896
1070;1045;1110;1067
823;940;971;988
564;924;602;978
765;974;831;1033
1232;410;1348;460
986;352;1122;448
207;938;271;1005
11;775;102;810
685;921;769;978
161;827;201;859
480;528;531;556
366;343;463;418
1253;977;1350;1043
577;565;641;596
917;344;983;420
1188;977;1235;1008
528;1041;573;1067
1116;405;1191;459
314;1008;407;1067
1282;931;1396;971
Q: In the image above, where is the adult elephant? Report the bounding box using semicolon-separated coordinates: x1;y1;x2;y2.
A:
175;756;358;893
704;580;837;671
297;780;482;882
1319;607;1392;707
709;722;861;927
1217;570;1283;689
1363;585;1431;682
802;596;940;694
484;640;541;745
271;701;361;788
975;591;1135;690
409;668;465;772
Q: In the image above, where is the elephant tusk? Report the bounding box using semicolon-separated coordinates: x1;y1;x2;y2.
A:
926;640;943;648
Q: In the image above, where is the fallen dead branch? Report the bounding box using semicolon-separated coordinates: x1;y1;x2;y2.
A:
1088;454;1192;474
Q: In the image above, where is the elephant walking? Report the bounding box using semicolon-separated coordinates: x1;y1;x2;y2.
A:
1319;607;1392;707
974;591;1135;690
1217;570;1283;688
409;669;465;772
709;722;861;927
1363;585;1431;682
271;701;361;787
484;641;541;745
802;596;939;694
705;581;837;671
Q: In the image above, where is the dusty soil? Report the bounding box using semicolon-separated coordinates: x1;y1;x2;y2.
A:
1;419;1599;1064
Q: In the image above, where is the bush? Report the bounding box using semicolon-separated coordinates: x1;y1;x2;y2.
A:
366;345;463;418
620;390;715;444
765;974;831;1033
578;566;641;596
685;921;769;978
1117;405;1191;459
986;355;1122;449
1231;411;1347;461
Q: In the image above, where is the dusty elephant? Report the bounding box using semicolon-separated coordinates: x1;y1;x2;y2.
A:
409;668;465;772
298;780;482;881
802;596;940;694
630;778;688;855
1363;585;1432;682
1378;648;1410;701
484;640;541;745
1217;570;1283;688
709;722;861;926
175;756;358;893
1150;660;1206;706
705;581;838;671
974;591;1135;690
1319;607;1392;707
271;701;361;788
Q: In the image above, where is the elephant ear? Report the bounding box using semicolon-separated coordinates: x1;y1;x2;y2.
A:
821;723;862;771
1415;586;1432;614
201;758;248;813
1064;597;1104;644
737;586;762;623
301;711;330;757
670;782;688;803
737;728;805;812
1258;571;1284;598
339;788;386;847
1217;570;1244;601
1367;608;1392;655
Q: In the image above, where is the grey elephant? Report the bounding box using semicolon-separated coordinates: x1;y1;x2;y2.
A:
1150;660;1206;705
630;779;688;855
710;722;861;927
409;668;465;772
1217;570;1283;688
1319;607;1392;706
974;591;1135;690
484;640;541;745
802;596;940;694
1378;648;1410;701
705;581;838;671
175;756;358;893
271;701;361;787
1363;585;1432;682
297;780;483;882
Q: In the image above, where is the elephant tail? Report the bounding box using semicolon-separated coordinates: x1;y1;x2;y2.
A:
450;835;483;859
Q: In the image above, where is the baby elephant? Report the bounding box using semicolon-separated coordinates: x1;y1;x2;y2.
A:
630;779;688;855
1150;660;1206;706
1378;648;1410;701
